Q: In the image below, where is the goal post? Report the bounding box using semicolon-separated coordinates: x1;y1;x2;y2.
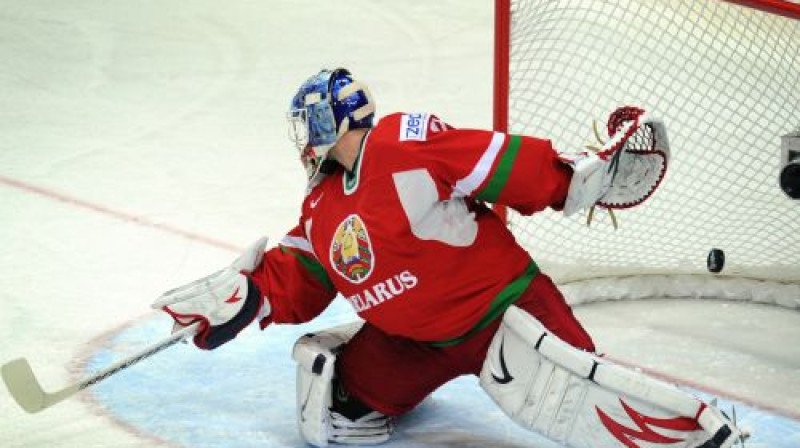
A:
724;0;800;19
493;0;800;305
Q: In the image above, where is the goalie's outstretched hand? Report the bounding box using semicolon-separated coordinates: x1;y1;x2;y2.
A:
152;237;271;350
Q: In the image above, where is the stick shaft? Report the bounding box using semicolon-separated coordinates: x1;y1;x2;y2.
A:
77;322;199;391
3;322;199;413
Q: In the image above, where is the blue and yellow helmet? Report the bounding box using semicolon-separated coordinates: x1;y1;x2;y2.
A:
288;68;375;180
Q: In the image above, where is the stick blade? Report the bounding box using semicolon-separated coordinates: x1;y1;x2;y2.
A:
2;358;46;413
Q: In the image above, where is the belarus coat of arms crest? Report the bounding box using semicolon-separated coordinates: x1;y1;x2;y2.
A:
330;214;374;284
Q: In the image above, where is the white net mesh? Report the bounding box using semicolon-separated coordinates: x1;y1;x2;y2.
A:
503;0;800;297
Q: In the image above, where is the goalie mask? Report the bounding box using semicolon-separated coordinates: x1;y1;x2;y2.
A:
288;68;376;181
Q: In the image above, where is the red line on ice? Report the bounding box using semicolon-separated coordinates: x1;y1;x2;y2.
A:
0;175;242;253
608;355;800;421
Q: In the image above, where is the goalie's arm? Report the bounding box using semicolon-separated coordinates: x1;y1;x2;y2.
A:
402;109;668;218
255;231;337;328
396;116;572;216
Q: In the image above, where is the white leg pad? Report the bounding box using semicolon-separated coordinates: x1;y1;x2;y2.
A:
293;321;393;447
293;324;357;447
479;306;741;448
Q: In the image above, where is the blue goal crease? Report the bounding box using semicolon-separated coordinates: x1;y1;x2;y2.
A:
87;300;800;448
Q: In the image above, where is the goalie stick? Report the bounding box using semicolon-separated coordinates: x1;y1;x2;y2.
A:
2;322;199;414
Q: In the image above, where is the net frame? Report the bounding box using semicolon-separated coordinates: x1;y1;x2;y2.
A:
493;0;800;305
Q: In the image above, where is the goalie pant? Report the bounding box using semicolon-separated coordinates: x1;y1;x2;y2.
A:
335;272;594;416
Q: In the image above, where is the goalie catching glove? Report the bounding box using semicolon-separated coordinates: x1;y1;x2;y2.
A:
152;237;271;350
561;106;671;217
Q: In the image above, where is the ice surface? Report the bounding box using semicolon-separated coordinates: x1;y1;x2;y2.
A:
0;1;797;447
81;301;799;448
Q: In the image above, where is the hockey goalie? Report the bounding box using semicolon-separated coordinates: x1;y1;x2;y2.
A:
153;68;740;447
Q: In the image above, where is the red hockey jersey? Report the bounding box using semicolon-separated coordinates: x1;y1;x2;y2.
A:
250;113;571;343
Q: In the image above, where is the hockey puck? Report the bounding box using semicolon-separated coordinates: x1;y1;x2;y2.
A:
779;160;800;199
707;248;725;273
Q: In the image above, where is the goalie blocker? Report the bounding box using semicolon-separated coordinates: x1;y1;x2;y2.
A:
480;305;741;448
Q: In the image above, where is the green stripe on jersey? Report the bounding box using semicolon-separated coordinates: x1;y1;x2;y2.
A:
280;246;335;291
429;260;539;348
476;135;522;203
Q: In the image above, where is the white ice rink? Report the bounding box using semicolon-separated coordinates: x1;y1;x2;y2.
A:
1;1;798;447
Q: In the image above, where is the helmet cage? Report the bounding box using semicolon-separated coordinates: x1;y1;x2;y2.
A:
287;93;339;179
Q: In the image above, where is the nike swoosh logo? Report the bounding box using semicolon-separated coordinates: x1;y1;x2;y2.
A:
491;337;514;384
310;193;324;208
299;381;314;422
224;286;241;304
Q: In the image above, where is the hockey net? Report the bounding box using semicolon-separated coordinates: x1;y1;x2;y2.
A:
495;0;800;305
